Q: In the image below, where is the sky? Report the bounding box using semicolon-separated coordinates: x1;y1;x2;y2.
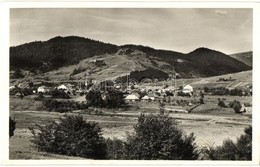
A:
10;8;252;54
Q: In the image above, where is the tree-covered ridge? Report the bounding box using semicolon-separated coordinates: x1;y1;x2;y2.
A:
10;36;118;72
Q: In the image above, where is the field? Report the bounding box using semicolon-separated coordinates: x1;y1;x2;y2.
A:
9;94;252;160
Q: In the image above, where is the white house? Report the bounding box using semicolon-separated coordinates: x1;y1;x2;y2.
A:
125;94;140;102
9;86;15;90
183;84;193;93
141;95;151;101
57;84;68;90
37;86;50;93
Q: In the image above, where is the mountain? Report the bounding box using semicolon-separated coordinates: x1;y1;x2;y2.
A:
229;51;252;66
185;47;251;76
10;36;252;80
10;36;118;72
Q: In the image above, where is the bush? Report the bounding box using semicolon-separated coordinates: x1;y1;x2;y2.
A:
50;89;70;99
202;126;252;160
41;99;88;112
9;117;16;138
229;100;242;113
177;91;191;97
71;67;86;76
123;114;199;160
229;88;243;96
199;98;204;104
106;138;125;159
29;115;107;159
217;98;226;107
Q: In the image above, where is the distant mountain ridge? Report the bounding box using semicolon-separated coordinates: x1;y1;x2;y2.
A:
10;36;252;79
229;51;252;67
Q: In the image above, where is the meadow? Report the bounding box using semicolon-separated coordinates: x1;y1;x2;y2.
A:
9;94;251;159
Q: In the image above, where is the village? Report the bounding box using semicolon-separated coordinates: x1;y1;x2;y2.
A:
9;75;252;114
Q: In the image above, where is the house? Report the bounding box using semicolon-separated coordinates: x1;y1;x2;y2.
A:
37;86;51;93
125;94;140;102
141;95;150;100
57;84;68;91
141;95;154;101
9;86;15;90
183;84;193;94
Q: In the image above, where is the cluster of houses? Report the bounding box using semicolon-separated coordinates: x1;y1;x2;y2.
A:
37;84;73;93
124;84;194;102
10;79;195;102
9;81;79;96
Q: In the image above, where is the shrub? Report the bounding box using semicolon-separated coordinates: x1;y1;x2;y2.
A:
9;117;16;138
229;88;243;96
202;126;252;160
50;89;70;99
106;138;125;159
229;100;242;113
123;114;199;160
177;91;191;97
29;115;107;159
217;98;226;107
41;99;88;112
71;67;86;76
199;98;204;104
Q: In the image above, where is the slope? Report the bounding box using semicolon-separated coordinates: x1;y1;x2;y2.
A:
229;51;252;67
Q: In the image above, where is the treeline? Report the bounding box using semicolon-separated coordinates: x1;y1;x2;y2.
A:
41;99;88;113
29;114;252;160
204;87;251;96
71;67;87;76
10;36;118;72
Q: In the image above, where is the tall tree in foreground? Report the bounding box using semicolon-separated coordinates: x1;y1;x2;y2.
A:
124;114;199;160
29;115;107;159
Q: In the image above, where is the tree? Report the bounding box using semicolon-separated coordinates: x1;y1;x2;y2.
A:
86;90;125;108
217;98;226;107
229;100;242;113
11;68;24;79
124;114;199;160
106;138;125;159
85;90;104;107
9;117;16;138
29;115;107;159
104;91;125;108
202;126;252;160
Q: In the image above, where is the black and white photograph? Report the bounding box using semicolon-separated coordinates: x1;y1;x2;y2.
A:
3;3;260;164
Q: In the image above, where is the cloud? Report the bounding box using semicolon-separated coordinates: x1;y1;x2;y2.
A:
215;9;227;16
